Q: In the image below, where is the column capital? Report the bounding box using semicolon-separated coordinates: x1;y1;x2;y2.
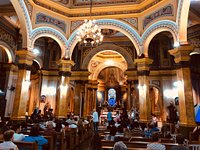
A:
88;80;98;89
57;59;75;76
16;50;36;67
168;45;194;63
134;58;153;71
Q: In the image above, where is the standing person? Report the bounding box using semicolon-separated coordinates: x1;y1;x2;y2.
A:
167;101;177;133
107;109;112;125
92;109;99;132
0;130;18;150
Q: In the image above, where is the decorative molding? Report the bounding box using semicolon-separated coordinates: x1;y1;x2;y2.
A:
24;0;33;18
73;0;144;6
121;18;138;29
32;0;163;17
176;0;184;30
36;13;66;32
18;0;32;37
52;0;69;6
67;19;141;57
71;20;84;33
143;5;173;29
0;28;17;51
30;27;68;52
142;20;178;42
81;44;135;70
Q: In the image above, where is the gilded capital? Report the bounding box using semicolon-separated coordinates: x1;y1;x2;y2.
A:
168;45;194;63
16;50;36;66
57;59;75;72
134;58;153;71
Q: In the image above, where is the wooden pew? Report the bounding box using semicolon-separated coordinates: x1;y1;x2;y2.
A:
0;140;38;150
43;135;54;150
101;140;178;150
14;141;38;150
56;131;65;150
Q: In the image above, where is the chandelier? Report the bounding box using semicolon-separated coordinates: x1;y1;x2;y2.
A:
76;0;103;46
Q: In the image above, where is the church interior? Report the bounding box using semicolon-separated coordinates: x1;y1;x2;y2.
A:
0;0;200;149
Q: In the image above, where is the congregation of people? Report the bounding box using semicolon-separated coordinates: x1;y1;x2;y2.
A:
0;102;199;150
90;103;200;150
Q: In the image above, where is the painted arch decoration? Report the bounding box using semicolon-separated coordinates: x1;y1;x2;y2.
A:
142;20;178;56
67;19;142;59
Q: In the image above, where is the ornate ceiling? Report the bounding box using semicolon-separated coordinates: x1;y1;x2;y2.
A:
32;0;164;18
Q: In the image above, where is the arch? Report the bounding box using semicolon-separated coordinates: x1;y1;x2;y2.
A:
176;0;190;44
82;44;135;70
142;20;178;56
0;41;15;63
66;19;142;59
33;57;43;69
30;27;68;58
90;62;126;81
11;0;32;49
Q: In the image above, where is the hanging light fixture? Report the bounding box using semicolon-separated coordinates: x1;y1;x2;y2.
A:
76;0;103;47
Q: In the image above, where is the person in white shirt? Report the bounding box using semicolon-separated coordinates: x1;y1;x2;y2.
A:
92;109;99;132
0;130;18;150
11;124;25;141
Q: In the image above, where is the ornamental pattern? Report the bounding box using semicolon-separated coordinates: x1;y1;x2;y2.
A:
143;5;173;29
67;19;141;52
71;20;84;33
36;13;66;32
32;0;163;17
0;28;17;51
142;20;178;42
24;0;33;18
30;28;67;50
19;0;32;37
121;18;138;29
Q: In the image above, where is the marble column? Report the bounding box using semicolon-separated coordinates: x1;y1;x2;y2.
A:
134;58;153;123
11;50;35;120
55;59;74;118
169;45;196;134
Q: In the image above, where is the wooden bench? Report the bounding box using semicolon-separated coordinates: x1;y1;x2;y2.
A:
0;140;38;150
101;140;178;150
56;131;65;150
43;135;54;150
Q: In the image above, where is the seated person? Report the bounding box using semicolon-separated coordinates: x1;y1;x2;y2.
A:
130;121;144;137
113;141;127;150
0;129;18;150
43;121;57;147
171;134;189;150
11;124;25;141
147;132;165;150
23;125;48;150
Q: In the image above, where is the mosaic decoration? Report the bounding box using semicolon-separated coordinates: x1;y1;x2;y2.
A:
121;18;138;29
143;5;173;29
71;20;84;33
24;0;33;18
36;13;66;32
